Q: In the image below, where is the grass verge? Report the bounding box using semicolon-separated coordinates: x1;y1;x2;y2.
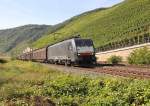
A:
0;60;150;106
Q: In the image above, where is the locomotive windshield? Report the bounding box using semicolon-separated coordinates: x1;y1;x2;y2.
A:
75;39;93;47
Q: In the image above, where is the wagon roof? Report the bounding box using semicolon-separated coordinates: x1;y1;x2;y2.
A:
32;47;46;52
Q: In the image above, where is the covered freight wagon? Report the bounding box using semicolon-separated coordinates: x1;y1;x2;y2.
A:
18;52;32;61
32;48;47;62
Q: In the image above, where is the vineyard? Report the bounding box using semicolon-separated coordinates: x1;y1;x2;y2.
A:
33;0;150;50
96;23;150;52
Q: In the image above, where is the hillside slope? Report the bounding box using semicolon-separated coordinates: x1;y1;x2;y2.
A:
33;0;150;49
0;17;77;55
0;25;52;54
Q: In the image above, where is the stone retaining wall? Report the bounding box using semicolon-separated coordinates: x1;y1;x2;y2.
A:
96;43;150;62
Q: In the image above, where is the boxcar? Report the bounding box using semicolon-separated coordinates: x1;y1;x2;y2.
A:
32;48;47;62
18;54;25;60
18;52;31;61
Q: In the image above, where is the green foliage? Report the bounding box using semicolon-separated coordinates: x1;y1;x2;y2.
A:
107;55;122;64
0;25;51;54
33;0;150;49
128;47;150;65
0;60;150;105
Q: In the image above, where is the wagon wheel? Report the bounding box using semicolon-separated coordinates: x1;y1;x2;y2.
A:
67;61;71;66
71;62;74;67
65;60;71;67
65;61;68;66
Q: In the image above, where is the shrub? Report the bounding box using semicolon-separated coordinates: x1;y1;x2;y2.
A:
128;47;150;65
107;55;122;64
0;59;7;64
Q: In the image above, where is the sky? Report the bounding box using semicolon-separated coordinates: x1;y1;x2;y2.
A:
0;0;123;29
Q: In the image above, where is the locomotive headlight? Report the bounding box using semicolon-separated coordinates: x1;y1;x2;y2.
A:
78;53;81;56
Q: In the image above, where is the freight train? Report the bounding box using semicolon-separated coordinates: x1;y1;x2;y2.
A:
18;36;96;66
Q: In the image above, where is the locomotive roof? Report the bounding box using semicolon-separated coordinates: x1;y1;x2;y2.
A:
46;35;81;47
31;47;46;52
19;34;92;56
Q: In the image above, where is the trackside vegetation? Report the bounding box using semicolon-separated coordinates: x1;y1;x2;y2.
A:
107;55;122;64
128;47;150;65
0;60;150;105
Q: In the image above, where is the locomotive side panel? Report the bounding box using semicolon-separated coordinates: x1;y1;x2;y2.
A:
47;39;76;64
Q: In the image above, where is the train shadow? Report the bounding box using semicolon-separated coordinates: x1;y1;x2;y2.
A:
96;63;126;67
76;65;96;68
70;63;126;69
76;63;126;68
44;62;126;69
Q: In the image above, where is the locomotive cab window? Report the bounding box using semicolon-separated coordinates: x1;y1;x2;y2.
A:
75;39;93;47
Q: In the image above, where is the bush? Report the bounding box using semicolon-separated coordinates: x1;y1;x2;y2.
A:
0;59;7;64
128;47;150;65
107;55;122;64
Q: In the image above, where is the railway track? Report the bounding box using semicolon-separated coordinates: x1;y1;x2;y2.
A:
94;67;150;79
45;64;150;79
77;66;150;79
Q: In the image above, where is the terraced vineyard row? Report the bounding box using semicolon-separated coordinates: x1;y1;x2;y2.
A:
96;23;150;52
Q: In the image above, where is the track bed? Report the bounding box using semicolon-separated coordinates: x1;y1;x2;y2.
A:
43;63;150;79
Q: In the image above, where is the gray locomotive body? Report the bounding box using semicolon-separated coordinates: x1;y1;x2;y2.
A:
47;38;96;66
